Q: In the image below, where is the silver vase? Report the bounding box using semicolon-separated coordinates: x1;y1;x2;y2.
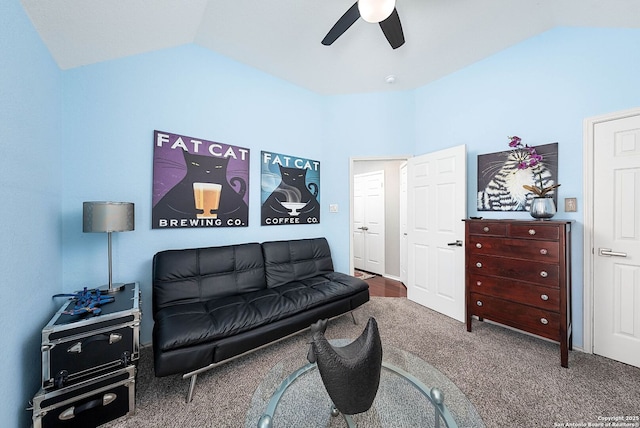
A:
530;197;556;219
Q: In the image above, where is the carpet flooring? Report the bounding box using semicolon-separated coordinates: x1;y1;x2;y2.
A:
103;297;640;428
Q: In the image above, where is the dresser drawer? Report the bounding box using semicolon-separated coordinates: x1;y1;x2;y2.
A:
508;223;560;240
468;274;559;311
468;236;559;262
468;255;560;287
467;221;506;237
469;293;560;341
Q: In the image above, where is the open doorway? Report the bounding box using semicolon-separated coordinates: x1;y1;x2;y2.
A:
353;170;386;275
349;156;409;280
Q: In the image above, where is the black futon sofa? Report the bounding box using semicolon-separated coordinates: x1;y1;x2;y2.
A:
152;237;370;401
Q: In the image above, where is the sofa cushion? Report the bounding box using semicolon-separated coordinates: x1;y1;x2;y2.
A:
262;237;334;288
153;271;368;352
152;242;266;313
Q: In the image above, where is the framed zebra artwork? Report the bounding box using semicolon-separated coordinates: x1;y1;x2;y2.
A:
477;142;559;211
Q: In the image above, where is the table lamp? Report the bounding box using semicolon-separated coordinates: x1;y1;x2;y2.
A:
83;201;135;293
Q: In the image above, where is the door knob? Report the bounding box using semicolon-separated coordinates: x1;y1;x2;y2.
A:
447;240;463;247
599;248;627;257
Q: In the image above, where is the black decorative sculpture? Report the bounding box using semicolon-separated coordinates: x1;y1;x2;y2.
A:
307;317;383;415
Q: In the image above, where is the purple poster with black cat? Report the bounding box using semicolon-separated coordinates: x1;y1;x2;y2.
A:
152;130;249;229
261;151;320;226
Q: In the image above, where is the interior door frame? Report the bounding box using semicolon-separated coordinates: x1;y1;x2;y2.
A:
583;106;640;354
349;156;410;275
399;161;408;285
354;170;386;274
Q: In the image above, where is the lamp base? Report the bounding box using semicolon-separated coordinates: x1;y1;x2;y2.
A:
98;283;127;293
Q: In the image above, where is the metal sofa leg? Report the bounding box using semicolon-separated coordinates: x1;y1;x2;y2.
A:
186;373;198;403
181;309;363;403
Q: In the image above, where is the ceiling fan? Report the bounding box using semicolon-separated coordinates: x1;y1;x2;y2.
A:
322;0;405;49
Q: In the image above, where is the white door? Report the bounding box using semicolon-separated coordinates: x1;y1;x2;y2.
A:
353;174;366;271
400;162;408;285
353;171;386;275
593;113;640;368
407;145;467;322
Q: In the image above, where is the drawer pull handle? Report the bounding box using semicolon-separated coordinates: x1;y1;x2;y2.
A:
541;294;549;301
476;301;483;307
540;248;548;255
483;227;489;232
67;333;123;354
59;393;118;421
540;318;549;325
540;271;548;278
529;229;536;235
476;262;482;268
476;281;482;286
476;243;482;249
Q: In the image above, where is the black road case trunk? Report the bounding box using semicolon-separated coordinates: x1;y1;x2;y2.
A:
31;365;135;428
41;283;140;389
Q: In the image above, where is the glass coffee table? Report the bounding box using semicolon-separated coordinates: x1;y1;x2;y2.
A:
245;342;485;428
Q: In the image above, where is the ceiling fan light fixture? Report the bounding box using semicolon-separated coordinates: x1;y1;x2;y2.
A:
358;0;396;23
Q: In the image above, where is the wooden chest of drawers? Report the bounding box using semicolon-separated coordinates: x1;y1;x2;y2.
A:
464;219;572;367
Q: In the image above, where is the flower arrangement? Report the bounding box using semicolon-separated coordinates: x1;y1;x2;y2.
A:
508;136;560;197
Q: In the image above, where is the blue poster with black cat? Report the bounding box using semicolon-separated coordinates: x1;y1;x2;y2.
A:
152;130;249;228
261;151;320;226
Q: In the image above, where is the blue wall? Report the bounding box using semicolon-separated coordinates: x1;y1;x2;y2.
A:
414;27;640;353
60;25;640;358
0;2;63;427
60;46;417;348
60;46;326;348
3;3;640;424
322;91;416;266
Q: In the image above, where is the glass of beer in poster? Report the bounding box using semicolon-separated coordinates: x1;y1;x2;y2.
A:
193;182;222;218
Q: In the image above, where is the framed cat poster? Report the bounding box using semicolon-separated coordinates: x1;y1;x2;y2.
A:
152;130;250;228
477;142;558;211
261;151;320;226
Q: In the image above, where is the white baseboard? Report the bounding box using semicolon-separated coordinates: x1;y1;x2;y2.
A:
382;273;403;283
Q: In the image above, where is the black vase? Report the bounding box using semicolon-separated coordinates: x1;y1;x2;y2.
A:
307;317;383;415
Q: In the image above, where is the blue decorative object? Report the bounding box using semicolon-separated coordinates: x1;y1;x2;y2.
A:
52;287;115;316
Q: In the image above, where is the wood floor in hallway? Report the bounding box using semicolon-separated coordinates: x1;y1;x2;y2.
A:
365;274;407;298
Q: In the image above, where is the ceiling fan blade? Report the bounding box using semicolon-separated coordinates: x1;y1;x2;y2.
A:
322;2;361;46
379;8;405;49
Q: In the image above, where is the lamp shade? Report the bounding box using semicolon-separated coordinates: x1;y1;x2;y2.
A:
358;0;396;23
83;202;134;233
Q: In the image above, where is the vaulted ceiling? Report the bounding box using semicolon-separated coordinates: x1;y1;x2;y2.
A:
20;0;640;95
